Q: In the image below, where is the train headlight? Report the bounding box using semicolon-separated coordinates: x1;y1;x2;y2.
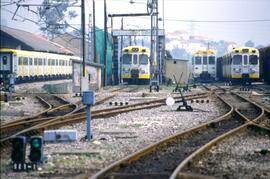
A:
233;68;240;73
250;68;256;73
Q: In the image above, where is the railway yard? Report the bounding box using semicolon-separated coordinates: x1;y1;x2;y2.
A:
0;80;269;179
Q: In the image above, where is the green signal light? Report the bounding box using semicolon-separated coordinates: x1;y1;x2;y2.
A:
31;139;40;148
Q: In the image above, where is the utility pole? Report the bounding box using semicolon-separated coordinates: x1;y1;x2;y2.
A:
120;18;124;84
93;0;96;63
81;0;86;77
103;0;107;86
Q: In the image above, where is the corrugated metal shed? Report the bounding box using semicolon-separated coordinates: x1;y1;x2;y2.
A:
0;25;73;54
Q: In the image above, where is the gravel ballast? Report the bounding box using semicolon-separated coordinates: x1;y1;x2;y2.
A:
184;128;270;178
1;87;225;178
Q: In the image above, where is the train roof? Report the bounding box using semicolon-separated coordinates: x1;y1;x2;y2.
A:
194;49;215;55
122;46;150;53
231;47;259;54
0;48;80;60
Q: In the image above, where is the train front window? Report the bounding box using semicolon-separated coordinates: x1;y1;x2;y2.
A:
195;57;201;65
2;56;8;65
123;54;132;64
133;55;138;64
209;56;215;65
233;55;242;65
139;54;148;65
249;55;258;65
203;56;207;65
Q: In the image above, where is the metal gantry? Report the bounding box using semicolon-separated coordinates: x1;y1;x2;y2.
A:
109;0;165;90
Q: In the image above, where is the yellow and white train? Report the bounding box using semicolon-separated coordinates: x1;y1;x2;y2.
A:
0;48;79;86
122;46;151;84
218;47;260;84
192;49;216;82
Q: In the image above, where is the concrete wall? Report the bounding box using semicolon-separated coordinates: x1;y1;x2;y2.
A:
72;61;102;93
165;59;189;84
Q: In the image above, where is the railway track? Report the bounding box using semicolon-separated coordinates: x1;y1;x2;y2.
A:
172;99;269;179
0;86;131;140
88;89;266;179
0;92;207;151
0;94;78;139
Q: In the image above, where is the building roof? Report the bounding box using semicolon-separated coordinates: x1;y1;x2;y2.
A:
0;25;73;54
52;33;81;56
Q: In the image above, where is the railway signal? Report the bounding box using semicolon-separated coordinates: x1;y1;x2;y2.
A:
11;136;26;163
29;136;44;163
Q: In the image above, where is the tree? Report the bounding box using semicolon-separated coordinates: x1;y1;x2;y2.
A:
38;0;78;39
245;40;255;47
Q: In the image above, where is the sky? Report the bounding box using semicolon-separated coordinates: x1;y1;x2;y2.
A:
1;0;270;47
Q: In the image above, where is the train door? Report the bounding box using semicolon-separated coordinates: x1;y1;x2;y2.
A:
194;56;202;78
0;53;12;73
202;55;208;72
0;53;12;83
242;55;249;74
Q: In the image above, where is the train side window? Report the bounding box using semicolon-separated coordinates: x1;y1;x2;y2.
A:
209;56;215;65
69;61;72;66
18;57;22;65
249;55;258;65
34;58;38;65
133;55;138;64
43;59;46;65
23;57;28;65
38;58;42;65
233;55;242;65
29;58;33;65
56;59;58;66
2;56;8;65
203;56;207;65
52;59;55;66
195;57;201;65
44;59;47;65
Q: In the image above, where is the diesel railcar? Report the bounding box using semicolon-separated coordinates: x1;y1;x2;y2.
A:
192;49;216;82
218;47;260;84
0;48;79;87
121;46;151;84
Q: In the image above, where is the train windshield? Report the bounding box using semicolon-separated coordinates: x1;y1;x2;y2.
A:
139;54;148;65
233;55;242;65
195;56;201;65
123;54;132;64
208;56;215;64
249;55;258;65
203;56;207;65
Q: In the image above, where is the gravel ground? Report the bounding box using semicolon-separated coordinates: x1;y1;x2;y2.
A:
0;96;46;123
0;86;226;179
184;128;270;178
